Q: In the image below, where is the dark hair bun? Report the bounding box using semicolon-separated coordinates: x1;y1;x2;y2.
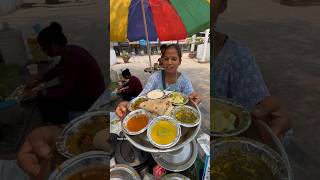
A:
123;69;130;73
49;22;63;33
122;68;131;76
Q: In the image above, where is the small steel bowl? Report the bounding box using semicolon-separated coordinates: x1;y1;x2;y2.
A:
122;109;152;135
110;164;141;180
147;116;181;149
173;105;200;127
167;91;189;105
147;89;165;100
127;96;148;112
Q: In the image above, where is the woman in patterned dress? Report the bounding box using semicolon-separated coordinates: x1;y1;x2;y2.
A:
116;44;201;118
213;0;291;139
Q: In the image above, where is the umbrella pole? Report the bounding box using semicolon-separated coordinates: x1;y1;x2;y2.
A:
140;0;152;68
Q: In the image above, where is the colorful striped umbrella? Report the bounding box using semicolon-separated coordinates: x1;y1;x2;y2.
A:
110;0;210;42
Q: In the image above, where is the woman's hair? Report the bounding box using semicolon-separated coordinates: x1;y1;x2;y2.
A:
37;22;68;47
122;69;131;77
160;44;167;50
164;44;182;59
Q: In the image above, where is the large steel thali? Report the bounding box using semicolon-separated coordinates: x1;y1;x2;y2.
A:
122;91;202;153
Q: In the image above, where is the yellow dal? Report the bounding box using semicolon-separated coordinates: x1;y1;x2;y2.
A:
151;120;177;145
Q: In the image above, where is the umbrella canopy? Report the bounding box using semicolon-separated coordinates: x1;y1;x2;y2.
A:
110;0;210;42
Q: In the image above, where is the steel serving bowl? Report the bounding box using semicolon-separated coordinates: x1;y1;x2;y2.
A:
122;109;152;135
167;91;189;106
147;89;165;100
147;115;181;149
172;105;200;127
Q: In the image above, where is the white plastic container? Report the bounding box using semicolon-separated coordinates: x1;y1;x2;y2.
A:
0;0;16;16
0;23;28;65
196;43;210;63
110;47;117;66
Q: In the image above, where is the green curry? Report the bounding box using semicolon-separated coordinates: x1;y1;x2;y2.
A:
175;108;198;124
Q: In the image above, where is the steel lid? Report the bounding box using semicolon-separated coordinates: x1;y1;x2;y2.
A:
151;140;198;172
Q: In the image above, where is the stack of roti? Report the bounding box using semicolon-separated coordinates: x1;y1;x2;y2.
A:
139;98;173;116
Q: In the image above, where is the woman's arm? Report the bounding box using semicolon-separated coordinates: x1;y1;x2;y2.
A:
42;62;64;82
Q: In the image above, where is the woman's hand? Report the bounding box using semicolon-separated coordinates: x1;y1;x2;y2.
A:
116;88;122;94
189;92;201;104
251;96;291;139
23;87;38;98
26;75;43;89
17;126;61;178
116;101;129;118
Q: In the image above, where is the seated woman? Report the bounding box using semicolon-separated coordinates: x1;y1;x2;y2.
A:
27;22;105;124
117;69;143;101
213;0;291;139
116;44;201;118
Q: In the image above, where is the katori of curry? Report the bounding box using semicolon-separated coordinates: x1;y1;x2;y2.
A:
151;120;177;145
126;115;148;132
